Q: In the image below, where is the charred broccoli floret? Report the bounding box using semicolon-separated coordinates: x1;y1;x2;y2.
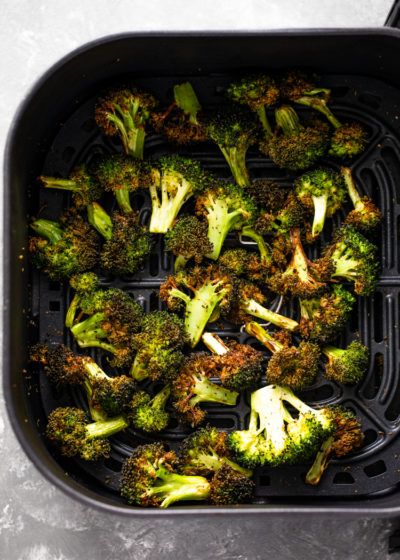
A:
129;386;171;433
226;74;279;137
148;155;213;234
152;82;206;144
39;164;102;209
95;87;157;158
320;225;380;295
323;341;369;385
228;385;335;468
299;284;356;343
131;311;187;381
261;105;329;171
219;248;268;283
209;465;255;505
202;332;263;391
29;210;99;280
329;123;367;159
46;406;128;461
341;167;382;232
254;193;306;237
195;182;256;261
245;322;320;390
280;70;331;104
172;353;239;427
204;105;258;187
246;178;288;214
164;215;213;271
295;169;347;238
305;407;364;485
160;265;235;347
268;228;326;298
178;426;252;477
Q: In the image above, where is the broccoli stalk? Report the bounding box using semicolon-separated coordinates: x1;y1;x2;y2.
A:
174;82;201;125
31;219;63;244
87;202;113;240
39;165;102;209
240;225;271;266
341;167;382;231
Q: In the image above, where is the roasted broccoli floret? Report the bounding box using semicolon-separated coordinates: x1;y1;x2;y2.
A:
29;210;99;280
280;70;367;159
219;248;268;283
268;228;326;298
129;385;171;433
295;169;347;238
65;272;99;327
299;284;356;343
178;426;253;477
245;322;320;390
164;215;213;271
94;154;152;214
246;178;288;214
195;182;256;261
46;406;128;461
261;105;329;171
95;87;157;158
323;341;369;385
152;82;206;144
172;353;239;427
67;279;143;368
148;155;213;233
160;265;235;347
204;105;258;187
87;203;152;275
131;311;187;381
39;164;102;209
254;193;306;237
320;225;380;295
341;167;382;232
305;407;364;485
228;385;335;468
201;332;263;391
229;280;299;332
226;74;279;137
120;443;252;507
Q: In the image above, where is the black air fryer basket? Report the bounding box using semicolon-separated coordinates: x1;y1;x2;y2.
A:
5;6;400;516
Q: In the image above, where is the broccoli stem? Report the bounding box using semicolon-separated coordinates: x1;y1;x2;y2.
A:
201;332;229;356
149;466;210;508
245;322;283;353
322;346;344;361
30;219;63;244
115;188;134;214
275;105;302;136
190;374;238;406
174;255;189;272
341;167;362;208
151;384;171;409
83;378;108;422
331;249;359;280
220;147;250;188
87;202;113;240
65;294;81;328
251;386;287;454
240;299;299;331
70;313;119;355
256;106;273;137
305;436;334;485
173;82;201;125
148;180;192;233
107;111;145;159
40;176;81;192
295;96;341;129
83;360;110;381
240;226;271;265
205;199;245;260
184;283;228;347
85;415;129;439
311;194;328;238
131;354;148;381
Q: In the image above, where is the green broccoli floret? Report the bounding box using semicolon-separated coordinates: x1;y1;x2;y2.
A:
209;465;255;505
165;215;213;271
228;385;335;468
254;193;306;237
46;406;128;461
152;82;206;145
29;209;99;280
267;228;326;298
341;167;382;232
148;155;213;233
245;322;320;390
129;385;171;433
39;164;102;209
160;265;235;347
172;353;239;427
67;278;143;368
321;225;380;295
219;248;268;283
201;332;263;391
295;169;347;238
204;105;258;187
226;74;279;137
178;426;253;477
323;341;369;385
131;311;187;381
329;123;367;159
95;87;157;158
305;407;364;485
262;105;329;171
246;178;289;214
87;203;151;276
299;284;356;343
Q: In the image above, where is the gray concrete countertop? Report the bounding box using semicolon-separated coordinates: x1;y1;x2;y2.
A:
0;1;398;559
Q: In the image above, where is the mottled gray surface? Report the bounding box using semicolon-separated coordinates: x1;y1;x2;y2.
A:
1;1;399;559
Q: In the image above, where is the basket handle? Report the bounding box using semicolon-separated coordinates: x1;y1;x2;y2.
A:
386;0;400;27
